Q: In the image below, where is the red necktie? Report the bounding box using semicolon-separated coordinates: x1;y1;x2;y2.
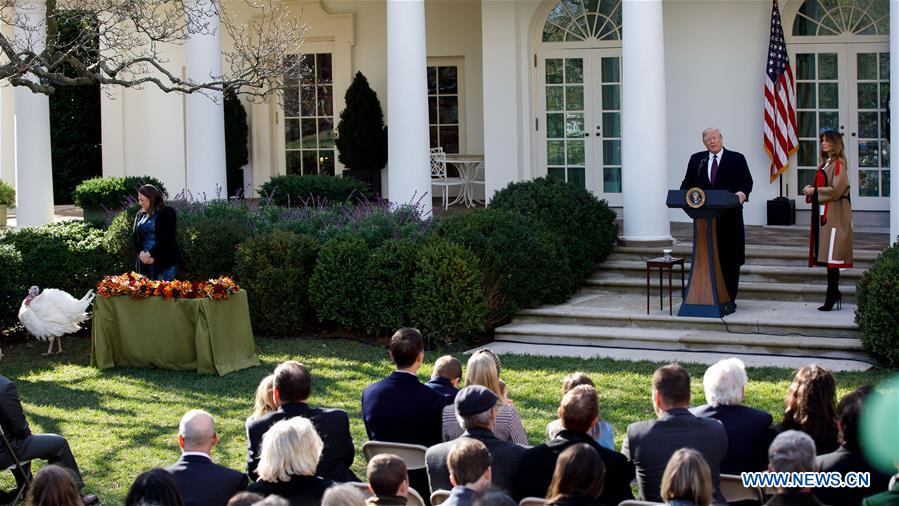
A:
710;154;719;185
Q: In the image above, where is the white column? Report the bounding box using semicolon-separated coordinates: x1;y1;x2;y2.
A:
13;0;54;227
620;0;671;244
387;0;432;216
891;0;899;243
185;0;227;200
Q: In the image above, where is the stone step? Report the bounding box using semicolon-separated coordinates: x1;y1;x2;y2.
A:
595;260;865;285
608;245;879;269
512;298;861;339
581;277;857;303
493;322;872;366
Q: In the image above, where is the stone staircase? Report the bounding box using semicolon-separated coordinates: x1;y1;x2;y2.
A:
490;243;882;371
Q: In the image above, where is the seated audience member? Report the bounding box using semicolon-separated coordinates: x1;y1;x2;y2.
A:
126;468;186;506
546;372;615;450
25;465;82;506
815;386;891;506
166;409;247;506
863;474;899;506
473;489;517;506
366;454;408;505
322;484;366;506
444;439;494;506
660;448;713;506
361;328;446;447
691;358;774;474
247;361;356;482
0;374;97;505
765;431;826;506
248;417;334;506
621;364;727;504
427;355;463;405
516;385;634;505
246;374;277;427
256;497;290;506
227;492;265;506
775;364;839;455
442;353;527;445
545;443;605;506
427;386;526;494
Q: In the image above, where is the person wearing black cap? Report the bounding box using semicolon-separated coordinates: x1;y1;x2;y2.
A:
426;385;526;496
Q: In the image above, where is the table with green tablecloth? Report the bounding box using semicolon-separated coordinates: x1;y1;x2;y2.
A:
90;289;260;375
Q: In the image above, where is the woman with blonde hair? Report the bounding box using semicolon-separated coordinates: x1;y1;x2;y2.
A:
803;129;853;311
441;351;527;444
660;448;712;506
25;465;82;506
248;417;333;505
775;364;839;454
546;372;615;449
246;374;277;428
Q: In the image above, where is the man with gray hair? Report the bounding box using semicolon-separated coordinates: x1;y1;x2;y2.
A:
692;358;775;474
425;385;525;495
765;430;826;505
166;409;247;506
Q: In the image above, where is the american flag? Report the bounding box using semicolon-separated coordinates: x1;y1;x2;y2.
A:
764;0;798;182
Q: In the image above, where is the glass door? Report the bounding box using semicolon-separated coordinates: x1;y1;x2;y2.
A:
848;44;890;210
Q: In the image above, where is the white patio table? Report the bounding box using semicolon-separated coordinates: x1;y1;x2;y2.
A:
442;154;484;207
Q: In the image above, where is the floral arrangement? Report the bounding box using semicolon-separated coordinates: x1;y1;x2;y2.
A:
97;272;240;301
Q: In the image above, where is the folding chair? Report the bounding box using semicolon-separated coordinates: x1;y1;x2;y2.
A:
431;489;451;505
361;441;429;471
617;501;664;506
519;498;548;506
720;473;765;504
347;481;426;506
0;426;31;504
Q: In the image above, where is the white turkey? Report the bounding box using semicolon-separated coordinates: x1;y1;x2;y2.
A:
18;286;95;355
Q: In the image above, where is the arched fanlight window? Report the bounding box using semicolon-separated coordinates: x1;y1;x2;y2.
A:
542;0;622;42
792;0;889;36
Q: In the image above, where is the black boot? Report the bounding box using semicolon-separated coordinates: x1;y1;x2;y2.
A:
818;268;842;311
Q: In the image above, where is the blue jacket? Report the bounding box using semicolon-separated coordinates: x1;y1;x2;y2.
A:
362;371;446;447
426;376;460;405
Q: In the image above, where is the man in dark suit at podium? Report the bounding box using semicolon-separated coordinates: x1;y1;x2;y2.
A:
680;127;753;304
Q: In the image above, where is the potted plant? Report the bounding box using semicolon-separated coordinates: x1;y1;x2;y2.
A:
74;175;167;222
335;71;387;197
0;180;14;227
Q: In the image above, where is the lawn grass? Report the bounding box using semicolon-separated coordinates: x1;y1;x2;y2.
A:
0;335;892;505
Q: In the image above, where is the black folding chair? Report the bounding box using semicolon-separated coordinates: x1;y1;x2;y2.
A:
0;426;32;504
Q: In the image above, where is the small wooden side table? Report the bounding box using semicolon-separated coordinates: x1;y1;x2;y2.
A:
646;257;686;315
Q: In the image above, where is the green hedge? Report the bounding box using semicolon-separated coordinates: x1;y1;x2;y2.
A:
435;208;574;327
0;180;14;206
0;244;23;328
259;175;372;207
489;177;618;279
360;238;421;336
856;239;899;367
308;237;371;329
235;230;319;336
73;176;167;210
176;201;254;280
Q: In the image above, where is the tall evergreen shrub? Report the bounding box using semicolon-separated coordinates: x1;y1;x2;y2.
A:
335;72;387;171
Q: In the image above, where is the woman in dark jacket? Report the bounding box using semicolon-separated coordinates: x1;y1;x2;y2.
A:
775;364;840;455
132;184;181;280
547;443;605;506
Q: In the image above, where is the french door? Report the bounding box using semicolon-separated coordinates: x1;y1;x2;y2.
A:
790;43;890;211
536;48;622;206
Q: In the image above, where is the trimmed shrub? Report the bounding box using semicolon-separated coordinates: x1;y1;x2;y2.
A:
411;239;487;345
124;176;167;196
0;244;24;328
102;205;139;273
317;204;433;247
335;71;388;172
259;175;372;206
855;239;899;367
176;201;254;280
308;236;370;329
224;88;250;197
489;177;618;279
73;175;167;210
0;180;15;206
435;208;574;327
360;238;421;336
235;230;319;336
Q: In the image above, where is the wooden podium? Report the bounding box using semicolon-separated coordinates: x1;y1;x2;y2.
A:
666;189;739;318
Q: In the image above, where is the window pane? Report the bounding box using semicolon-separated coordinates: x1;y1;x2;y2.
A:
548;166;566;181
799;111;816;138
796;53;815;80
565;86;584;111
546;59;564;84
547;140;565;165
858;170;880;195
798;139;818;166
300;56;315;85
818;83;838;108
602;112;620;137
797;169;816;194
798;82;816;109
285;118;301;149
602;85;620;109
858;111;879;138
302;151;317;175
604;167;622;193
284;87;299;117
319;150;335;176
316;54;332;84
438;66;458;94
428;97;437;124
439;126;459;153
880;52;890;79
881;140;890;168
546;86;564;111
857;53;878;80
547;113;564;138
317;85;332;116
818;53;838;80
427;67;437;94
568;167;586;189
567;140;585;165
819;111;839;132
601;57;620;83
302;118;317;149
858;140;880;167
565;112;585;138
430;126;438;148
603;139;621;165
565;59;583;84
318;118;334;148
881;83;890;109
883;169;891;196
438;96;459;124
882;112;890;139
286;151;302;175
301;86;316;117
857;83;878;109
543;23;565;42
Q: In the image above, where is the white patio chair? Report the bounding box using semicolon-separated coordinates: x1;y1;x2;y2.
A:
430;147;466;209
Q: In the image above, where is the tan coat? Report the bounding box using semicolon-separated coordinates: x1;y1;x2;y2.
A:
808;158;853;268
